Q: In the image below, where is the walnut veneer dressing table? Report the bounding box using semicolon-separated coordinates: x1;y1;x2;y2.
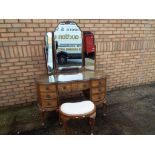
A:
37;21;107;126
37;70;106;125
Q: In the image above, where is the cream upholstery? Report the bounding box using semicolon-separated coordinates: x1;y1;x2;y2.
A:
60;100;95;115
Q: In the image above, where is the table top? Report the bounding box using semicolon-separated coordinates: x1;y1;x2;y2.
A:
37;70;106;84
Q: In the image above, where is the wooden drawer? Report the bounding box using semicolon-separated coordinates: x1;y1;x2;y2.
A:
92;94;105;102
39;84;56;92
91;79;106;87
91;87;106;95
40;98;57;108
40;92;57;99
77;82;89;90
58;83;72;91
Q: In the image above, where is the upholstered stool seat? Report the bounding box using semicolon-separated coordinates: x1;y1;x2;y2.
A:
60;101;95;115
59;100;96;134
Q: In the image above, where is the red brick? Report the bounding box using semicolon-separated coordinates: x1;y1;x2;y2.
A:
2;42;16;46
15;32;27;37
3;70;15;75
5;19;18;23
14;62;26;66
13;46;19;57
26;23;39;27
0;38;8;41
7;28;21;32
17;41;29;46
33;19;45;23
1;62;13;67
22;46;27;57
1;33;14;37
9;66;21;70
12;23;26;27
45;19;57;23
30;41;41;45
80;20;90;23
23;72;34;76
28;32;40;36
0;19;4;23
19;19;32;23
34;27;46;32
15;69;27;74
39;23;51;27
7;58;19;63
0;28;6;32
0;24;11;28
23;37;35;41
21;28;34;32
17;46;23;57
4;78;16;82
26;46;31;56
9;37;22;41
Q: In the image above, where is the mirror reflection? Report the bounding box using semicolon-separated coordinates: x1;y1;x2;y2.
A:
45;32;53;74
44;22;96;74
54;21;82;69
83;31;95;70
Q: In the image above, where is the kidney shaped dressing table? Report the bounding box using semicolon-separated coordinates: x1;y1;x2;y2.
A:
37;70;106;125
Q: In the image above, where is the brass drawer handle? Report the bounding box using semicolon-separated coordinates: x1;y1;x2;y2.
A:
46;95;51;98
98;96;101;100
98;87;102;92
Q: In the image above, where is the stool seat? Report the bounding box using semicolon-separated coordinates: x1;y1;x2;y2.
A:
60;100;95;116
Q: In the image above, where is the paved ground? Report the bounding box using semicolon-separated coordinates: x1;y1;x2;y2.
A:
0;83;155;135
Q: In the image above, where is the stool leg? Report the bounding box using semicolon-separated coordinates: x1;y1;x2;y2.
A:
89;117;95;135
59;112;62;125
40;111;45;126
62;119;68;134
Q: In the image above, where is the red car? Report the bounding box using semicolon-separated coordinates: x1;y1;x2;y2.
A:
83;31;96;59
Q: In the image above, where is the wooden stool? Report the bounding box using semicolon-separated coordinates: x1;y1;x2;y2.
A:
59;101;96;134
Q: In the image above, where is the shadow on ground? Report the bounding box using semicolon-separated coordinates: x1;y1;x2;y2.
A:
1;83;155;135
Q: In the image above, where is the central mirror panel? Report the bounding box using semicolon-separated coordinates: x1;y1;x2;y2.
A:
54;21;83;70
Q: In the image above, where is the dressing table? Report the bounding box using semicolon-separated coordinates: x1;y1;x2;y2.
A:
37;70;106;125
37;21;107;125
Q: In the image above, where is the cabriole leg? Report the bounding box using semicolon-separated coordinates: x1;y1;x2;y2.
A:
89;117;95;135
40;110;45;126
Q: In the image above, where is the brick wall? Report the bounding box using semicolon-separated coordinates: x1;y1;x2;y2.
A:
1;19;155;107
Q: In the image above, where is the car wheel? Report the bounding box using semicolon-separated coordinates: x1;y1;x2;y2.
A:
58;54;67;65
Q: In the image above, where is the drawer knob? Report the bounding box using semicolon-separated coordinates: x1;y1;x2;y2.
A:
63;86;66;89
47;102;50;105
46;87;49;90
46;95;51;98
98;87;102;92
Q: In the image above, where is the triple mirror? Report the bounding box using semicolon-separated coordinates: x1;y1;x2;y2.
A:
45;21;95;74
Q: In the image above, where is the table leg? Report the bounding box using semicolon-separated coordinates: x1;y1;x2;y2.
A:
40;111;45;126
89;117;95;135
62;119;68;134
